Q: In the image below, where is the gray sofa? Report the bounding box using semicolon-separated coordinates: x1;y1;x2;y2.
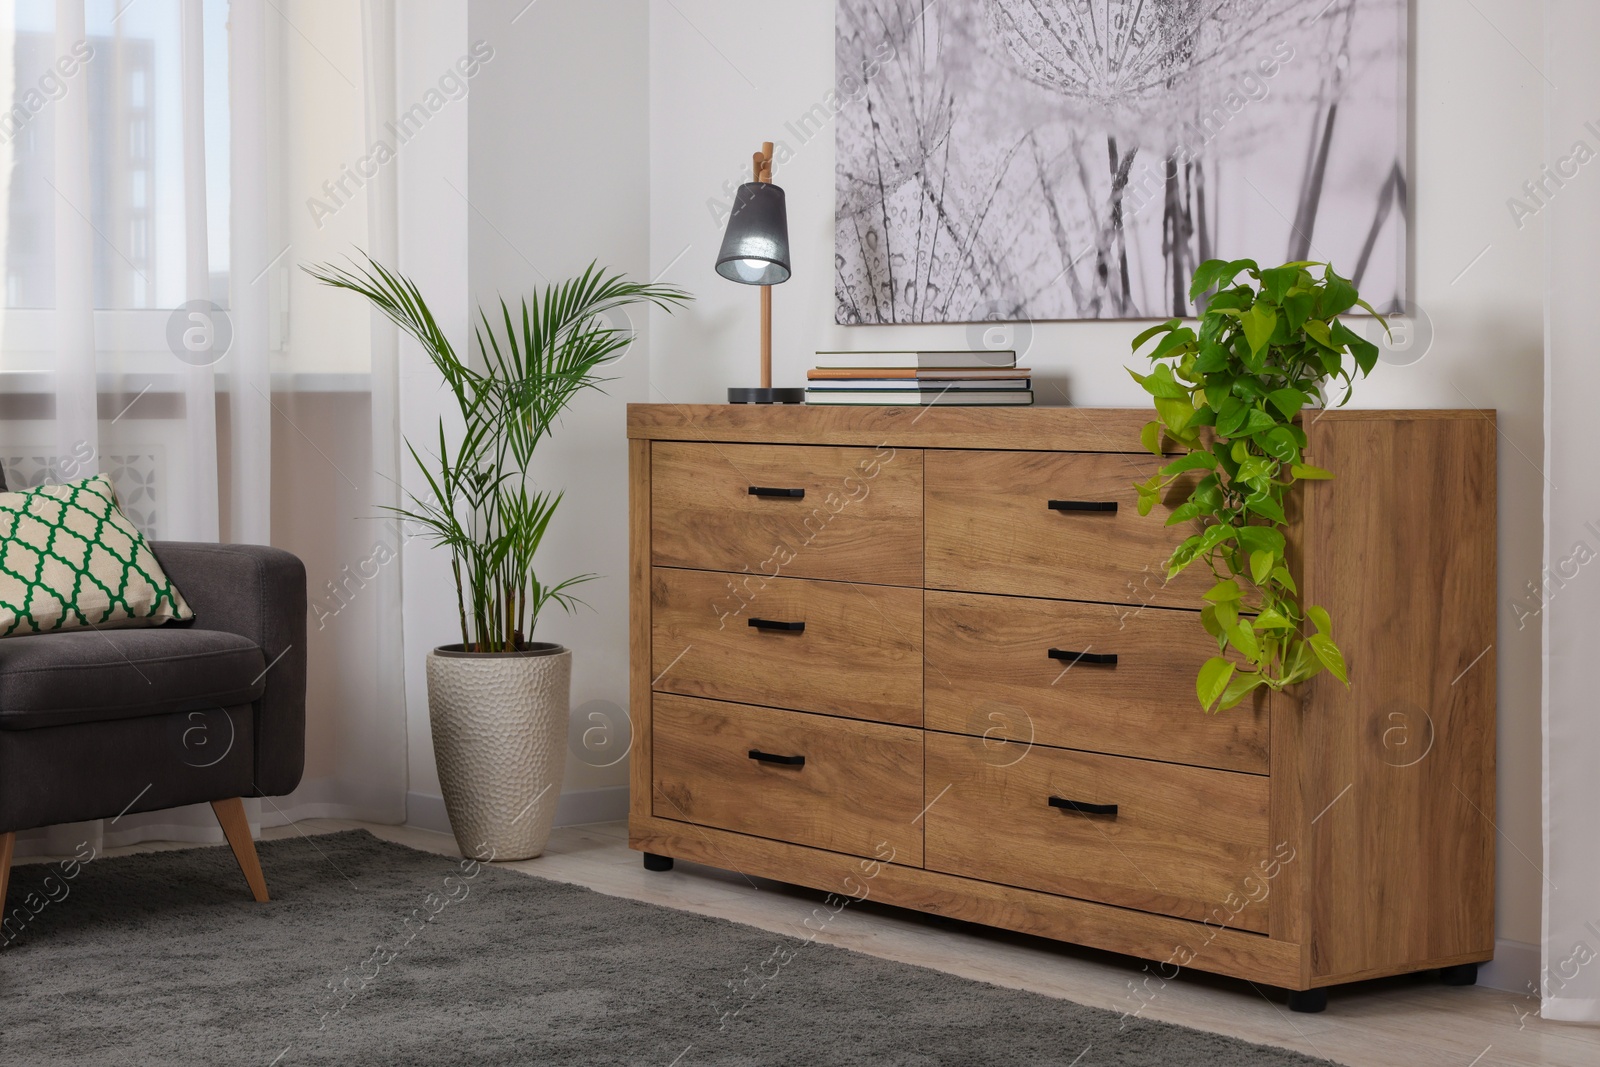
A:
0;469;306;913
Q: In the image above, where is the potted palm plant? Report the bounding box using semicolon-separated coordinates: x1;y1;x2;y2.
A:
308;256;690;860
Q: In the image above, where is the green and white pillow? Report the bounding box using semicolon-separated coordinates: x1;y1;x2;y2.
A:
0;474;193;637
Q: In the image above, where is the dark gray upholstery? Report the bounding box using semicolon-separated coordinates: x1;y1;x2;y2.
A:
0;542;305;834
0;628;264;730
0;706;256;832
151;543;307;797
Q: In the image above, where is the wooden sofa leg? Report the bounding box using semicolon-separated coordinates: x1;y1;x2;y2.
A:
211;799;269;903
0;831;13;911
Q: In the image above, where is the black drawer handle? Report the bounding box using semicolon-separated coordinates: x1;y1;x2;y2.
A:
748;618;805;633
1048;648;1118;667
1049;796;1118;816
749;750;806;767
1048;500;1118;513
749;486;805;499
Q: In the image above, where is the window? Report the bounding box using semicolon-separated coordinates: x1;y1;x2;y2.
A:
0;0;231;313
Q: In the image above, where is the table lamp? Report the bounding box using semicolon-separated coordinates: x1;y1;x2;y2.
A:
716;141;804;404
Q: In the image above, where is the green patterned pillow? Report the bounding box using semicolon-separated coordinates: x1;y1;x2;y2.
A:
0;474;193;637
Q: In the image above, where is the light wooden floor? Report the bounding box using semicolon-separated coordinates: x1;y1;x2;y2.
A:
21;818;1600;1066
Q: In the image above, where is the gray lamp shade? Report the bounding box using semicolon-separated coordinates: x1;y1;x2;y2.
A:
715;181;791;285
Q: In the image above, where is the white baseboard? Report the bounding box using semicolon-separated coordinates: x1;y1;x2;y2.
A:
1479;938;1539;995
404;791;451;834
404;786;628;836
554;785;630;827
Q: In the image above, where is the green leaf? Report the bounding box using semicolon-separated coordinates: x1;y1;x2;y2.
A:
1261;426;1300;463
1188;261;1233;302
1237;456;1273;484
1154;396;1195;432
1267;388;1307;420
1203;374;1236;410
1250;550;1274;585
1282;290;1316;333
1245;492;1286;524
1166;523;1236;577
1195;340;1231;373
1200;604;1223;639
1290;463;1334;480
1160;451;1216;477
1129;363;1191;399
1333;320;1381;377
1140;420;1163;456
1165;499;1204;526
1270;565;1298;595
1206;288;1251;313
1235;526;1285;555
1218;672;1268;710
1258;266;1298;305
1131;318;1182;352
1307;605;1333;635
1216;398;1250;437
1241;303;1278;356
1204;579;1243;603
1197;656;1237;711
1228;621;1260;660
1239;408;1278;435
1308;633;1349;685
1152;327;1198;361
1227;258;1262;280
1135;483;1158;517
1303;319;1333;348
1254;607;1296;631
1318;268;1359;317
1231;376;1269;401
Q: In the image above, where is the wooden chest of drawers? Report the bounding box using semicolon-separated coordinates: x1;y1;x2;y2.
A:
627;405;1497;1001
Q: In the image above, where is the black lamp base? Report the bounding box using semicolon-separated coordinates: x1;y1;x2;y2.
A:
728;387;806;405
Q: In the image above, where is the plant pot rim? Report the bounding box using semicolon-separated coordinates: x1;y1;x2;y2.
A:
431;641;568;659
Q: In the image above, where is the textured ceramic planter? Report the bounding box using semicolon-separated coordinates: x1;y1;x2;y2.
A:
426;642;571;861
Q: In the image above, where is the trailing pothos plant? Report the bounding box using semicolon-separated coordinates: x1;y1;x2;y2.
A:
1128;259;1386;713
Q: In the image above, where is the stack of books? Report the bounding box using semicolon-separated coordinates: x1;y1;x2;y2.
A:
804;351;1033;406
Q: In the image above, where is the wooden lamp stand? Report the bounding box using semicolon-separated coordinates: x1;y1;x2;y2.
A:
724;142;803;405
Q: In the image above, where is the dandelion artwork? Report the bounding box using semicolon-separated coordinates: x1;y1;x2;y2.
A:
834;0;1408;323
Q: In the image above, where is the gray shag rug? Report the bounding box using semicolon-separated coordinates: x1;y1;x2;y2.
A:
0;830;1341;1066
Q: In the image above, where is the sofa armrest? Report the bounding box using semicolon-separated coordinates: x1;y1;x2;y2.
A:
150;541;307;797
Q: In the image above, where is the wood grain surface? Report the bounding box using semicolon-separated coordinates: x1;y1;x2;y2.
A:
926;449;1212;607
651;441;924;587
924;591;1269;773
651;694;926;866
651;567;923;726
924;733;1273;932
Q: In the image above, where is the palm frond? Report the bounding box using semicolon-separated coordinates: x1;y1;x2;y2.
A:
309;254;692;648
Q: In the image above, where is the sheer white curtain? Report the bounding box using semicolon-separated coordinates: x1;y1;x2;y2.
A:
0;0;408;856
1542;0;1600;1026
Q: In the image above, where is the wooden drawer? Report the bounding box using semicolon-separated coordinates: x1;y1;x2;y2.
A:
652;442;922;586
651;568;922;726
652;694;925;865
925;450;1208;606
924;733;1270;931
924;592;1268;773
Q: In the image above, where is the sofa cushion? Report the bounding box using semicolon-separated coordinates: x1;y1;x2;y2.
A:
0;474;194;637
0;627;266;730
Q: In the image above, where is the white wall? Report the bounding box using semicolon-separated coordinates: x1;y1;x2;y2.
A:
466;0;650;814
390;0;653;827
1540;0;1600;1021
396;0;471;807
647;0;1547;970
